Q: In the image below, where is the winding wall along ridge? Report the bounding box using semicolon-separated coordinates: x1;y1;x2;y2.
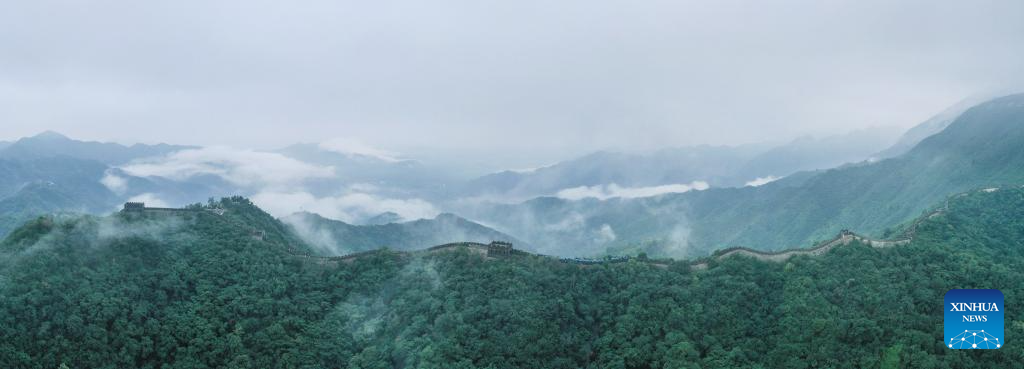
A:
687;197;952;269
282;208;939;269
279;189;978;270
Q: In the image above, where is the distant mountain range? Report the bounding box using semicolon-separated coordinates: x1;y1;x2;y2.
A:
458;127;901;201
0;131;193;165
0;94;1019;257
0;134;215;236
0;157;120;236
276;142;455;198
465;93;1024;257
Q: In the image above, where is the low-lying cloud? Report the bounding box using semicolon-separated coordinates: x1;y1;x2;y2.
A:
126;193;171;208
253;190;439;224
745;176;782;187
120;146;335;189
105;145;445;224
12;215;187;259
556;181;710;200
100;170;128;194
282;214;344;254
318;137;404;163
597;224;617;243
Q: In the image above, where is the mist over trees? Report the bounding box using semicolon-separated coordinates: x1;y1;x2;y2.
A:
1;189;1022;368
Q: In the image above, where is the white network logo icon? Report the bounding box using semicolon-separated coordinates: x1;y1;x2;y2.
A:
949;330;1000;349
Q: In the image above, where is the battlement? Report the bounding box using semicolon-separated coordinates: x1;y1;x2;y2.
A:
123;202;146;211
487;241;514;256
120;202;204;214
560;255;631;265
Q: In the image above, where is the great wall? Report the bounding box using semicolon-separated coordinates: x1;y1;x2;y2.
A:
121;201;226;215
119;202;647;267
280;240;639;267
294;195;952;270
298;194;957;270
687;195;952;269
686;230;910;270
119;189;977;271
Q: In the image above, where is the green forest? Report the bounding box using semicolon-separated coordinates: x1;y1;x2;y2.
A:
1;190;1023;368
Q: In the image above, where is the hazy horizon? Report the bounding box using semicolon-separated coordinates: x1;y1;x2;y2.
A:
0;122;906;169
3;1;1024;165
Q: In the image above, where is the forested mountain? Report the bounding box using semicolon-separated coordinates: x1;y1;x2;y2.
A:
460;145;764;199
873;96;983;159
0;95;1015;261
364;211;403;225
0;157;122;236
682;93;1024;250
460;127;899;200
282;211;524;255
1;187;1022;367
468;94;1024;257
0;154;232;239
730;126;901;185
0;157;112;201
0;132;211;238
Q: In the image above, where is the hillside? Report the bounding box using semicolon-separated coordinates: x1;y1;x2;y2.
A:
0;133;238;239
282;211;524;255
1;188;1022;367
0;157;126;237
276;142;456;201
682;93;1024;250
873;96;983;159
459;146;763;199
0;157;235;239
469;94;1024;257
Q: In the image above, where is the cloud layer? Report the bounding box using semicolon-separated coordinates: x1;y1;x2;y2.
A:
252;191;438;224
3;0;1023;164
120;146;335;189
112;146;439;222
745;176;781;187
556;182;710;200
318;138;404;163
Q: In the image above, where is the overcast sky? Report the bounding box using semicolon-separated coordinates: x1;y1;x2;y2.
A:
2;0;1022;164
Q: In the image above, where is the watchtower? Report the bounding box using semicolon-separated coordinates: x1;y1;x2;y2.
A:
487;241;513;257
123;202;145;212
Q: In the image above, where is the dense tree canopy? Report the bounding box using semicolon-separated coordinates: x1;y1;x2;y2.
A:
0;190;1022;368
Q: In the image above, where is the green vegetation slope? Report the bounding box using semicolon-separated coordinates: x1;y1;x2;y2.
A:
472;93;1024;257
1;188;1023;367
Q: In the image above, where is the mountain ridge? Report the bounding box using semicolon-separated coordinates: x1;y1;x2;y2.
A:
459;127;899;200
0;131;194;165
464;93;1024;257
1;182;1022;367
282;210;526;256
